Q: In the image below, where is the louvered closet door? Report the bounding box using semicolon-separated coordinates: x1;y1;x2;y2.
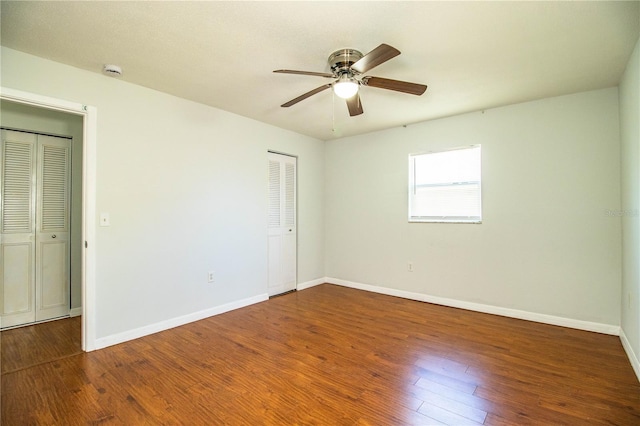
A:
267;152;296;296
1;130;37;328
0;130;70;328
35;135;71;322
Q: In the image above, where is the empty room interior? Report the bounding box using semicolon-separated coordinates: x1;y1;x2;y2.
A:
1;1;640;424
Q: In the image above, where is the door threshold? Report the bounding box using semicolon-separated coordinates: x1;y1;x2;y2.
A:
269;289;296;299
1;314;71;331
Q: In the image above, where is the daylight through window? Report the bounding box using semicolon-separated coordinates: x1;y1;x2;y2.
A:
409;145;482;223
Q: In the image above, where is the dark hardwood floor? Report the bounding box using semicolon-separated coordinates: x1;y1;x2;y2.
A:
2;284;639;425
1;316;82;375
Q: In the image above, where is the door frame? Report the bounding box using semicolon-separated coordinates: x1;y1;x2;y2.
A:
1;86;97;351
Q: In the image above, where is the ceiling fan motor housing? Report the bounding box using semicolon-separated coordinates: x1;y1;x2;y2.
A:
328;49;363;76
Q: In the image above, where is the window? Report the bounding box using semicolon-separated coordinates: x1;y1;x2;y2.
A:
409;145;482;223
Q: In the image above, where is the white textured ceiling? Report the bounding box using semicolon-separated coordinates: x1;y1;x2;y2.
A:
1;1;638;141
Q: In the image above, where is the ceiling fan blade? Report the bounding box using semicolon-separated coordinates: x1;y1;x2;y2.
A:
346;93;364;116
274;69;334;78
281;84;332;107
363;76;427;96
351;44;401;74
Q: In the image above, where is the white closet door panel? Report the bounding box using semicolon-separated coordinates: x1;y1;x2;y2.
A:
38;136;70;233
35;135;70;322
284;162;295;227
281;155;296;292
1;130;37;327
1;134;36;234
267;152;296;296
268;160;281;229
1;243;35;327
40;144;69;231
281;232;296;286
267;233;282;293
39;241;67;307
2;243;33;313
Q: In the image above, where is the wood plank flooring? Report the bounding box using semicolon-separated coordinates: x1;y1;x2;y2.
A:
1;316;82;375
2;284;639;425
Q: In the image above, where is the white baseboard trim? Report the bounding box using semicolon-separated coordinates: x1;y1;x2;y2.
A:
297;277;327;291
70;307;82;317
94;293;269;350
325;277;620;336
620;329;640;382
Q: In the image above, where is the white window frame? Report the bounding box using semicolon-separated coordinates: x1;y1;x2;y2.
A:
408;145;482;224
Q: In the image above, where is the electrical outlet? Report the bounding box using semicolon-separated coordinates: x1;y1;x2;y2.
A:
408;262;414;272
208;271;214;283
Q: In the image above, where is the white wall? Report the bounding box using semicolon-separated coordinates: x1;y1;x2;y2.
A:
0;101;84;311
325;88;622;327
620;36;640;374
1;47;325;341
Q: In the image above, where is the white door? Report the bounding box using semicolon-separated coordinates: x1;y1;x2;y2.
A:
267;152;296;296
1;131;37;327
0;130;71;328
35;135;71;321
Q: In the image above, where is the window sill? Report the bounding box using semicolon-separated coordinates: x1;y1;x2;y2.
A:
409;219;482;224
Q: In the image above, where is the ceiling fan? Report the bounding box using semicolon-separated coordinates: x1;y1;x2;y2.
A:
274;43;427;117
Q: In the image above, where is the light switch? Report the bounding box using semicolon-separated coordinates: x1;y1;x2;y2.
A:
100;213;110;227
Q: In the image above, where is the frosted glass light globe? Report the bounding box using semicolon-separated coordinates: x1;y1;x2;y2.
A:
333;79;359;99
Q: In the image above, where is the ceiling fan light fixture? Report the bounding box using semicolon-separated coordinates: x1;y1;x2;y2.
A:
275;43;426;116
333;75;359;99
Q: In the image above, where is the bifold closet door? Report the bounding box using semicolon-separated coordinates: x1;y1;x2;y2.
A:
267;152;297;296
1;130;71;328
1;130;37;327
35;135;71;322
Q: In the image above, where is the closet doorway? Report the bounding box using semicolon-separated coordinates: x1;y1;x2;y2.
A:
1;88;96;352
